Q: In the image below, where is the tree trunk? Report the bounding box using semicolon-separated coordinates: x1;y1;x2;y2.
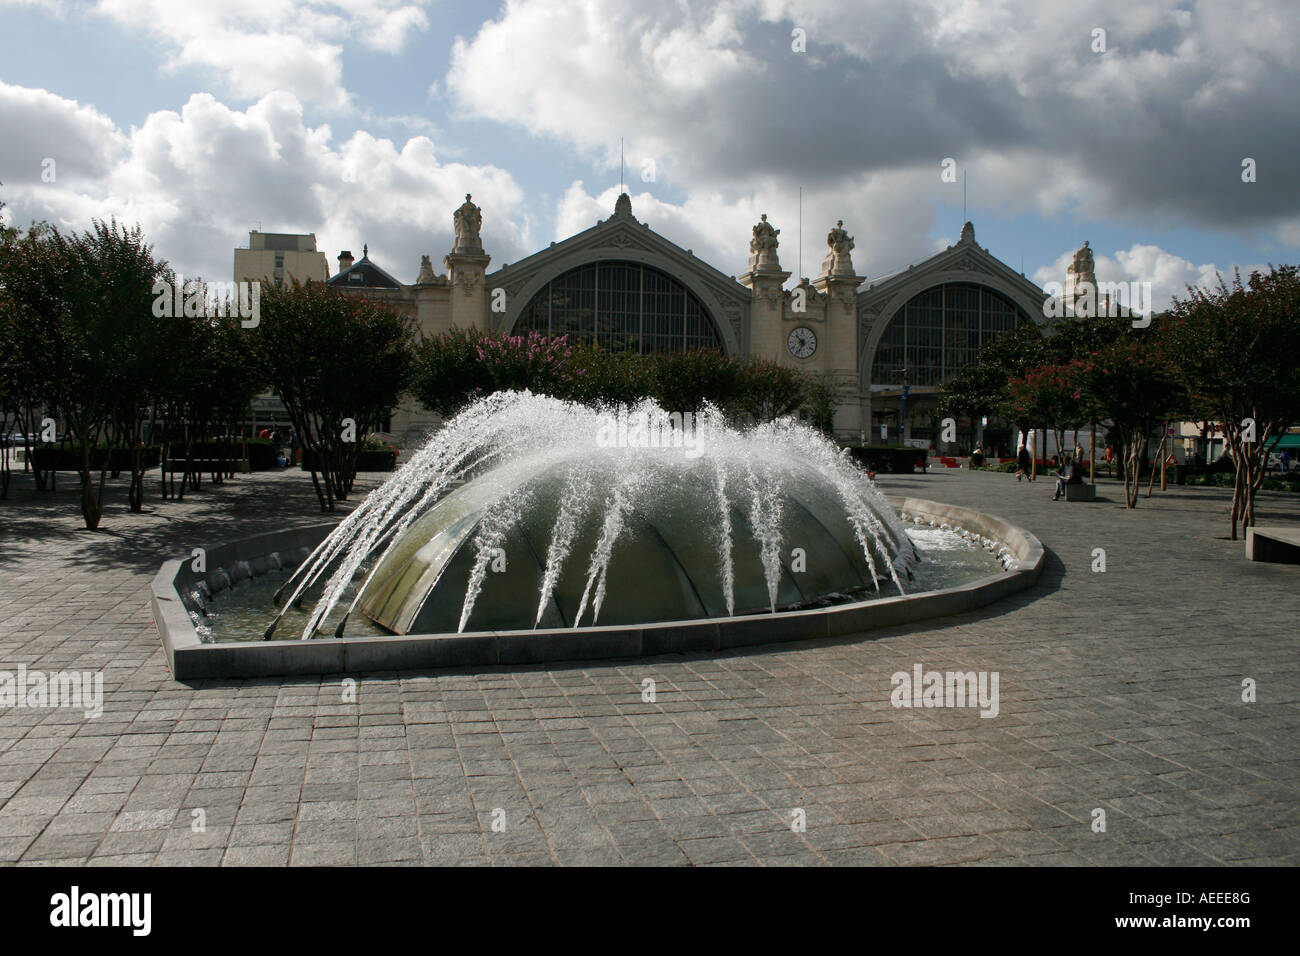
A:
1090;422;1096;485
77;438;103;530
1230;452;1244;540
1146;431;1167;499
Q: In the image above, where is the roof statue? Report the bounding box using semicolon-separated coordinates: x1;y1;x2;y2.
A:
1070;240;1095;278
453;193;483;254
821;219;856;277
747;213;782;271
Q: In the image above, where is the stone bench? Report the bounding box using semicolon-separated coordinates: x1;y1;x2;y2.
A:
1064;483;1096;501
1246;526;1300;563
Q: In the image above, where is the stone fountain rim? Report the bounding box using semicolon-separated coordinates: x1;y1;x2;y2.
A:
150;496;1045;681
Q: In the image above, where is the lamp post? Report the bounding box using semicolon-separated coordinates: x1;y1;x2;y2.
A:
899;369;910;447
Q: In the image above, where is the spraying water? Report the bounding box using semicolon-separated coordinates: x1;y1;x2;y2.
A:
269;391;917;639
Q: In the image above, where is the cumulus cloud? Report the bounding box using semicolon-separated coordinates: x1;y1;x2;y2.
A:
1031;242;1259;313
445;0;1300;241
0;81;126;186
363;4;431;54
1;86;527;284
90;0;436;111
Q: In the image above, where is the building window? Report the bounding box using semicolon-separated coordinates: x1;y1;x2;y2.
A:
516;260;725;353
870;283;1028;387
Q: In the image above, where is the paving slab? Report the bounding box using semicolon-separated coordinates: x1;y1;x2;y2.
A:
1;466;1296;865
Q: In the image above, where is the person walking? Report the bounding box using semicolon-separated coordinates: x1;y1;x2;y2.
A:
1016;442;1032;482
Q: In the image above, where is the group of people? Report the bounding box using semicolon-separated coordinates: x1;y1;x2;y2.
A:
256;427;300;467
1011;440;1089;499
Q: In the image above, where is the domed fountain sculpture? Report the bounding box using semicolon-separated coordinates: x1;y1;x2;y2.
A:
267;392;916;641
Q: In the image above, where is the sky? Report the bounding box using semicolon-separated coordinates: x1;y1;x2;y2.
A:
2;0;1298;312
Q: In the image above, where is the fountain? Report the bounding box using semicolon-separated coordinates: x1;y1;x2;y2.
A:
150;391;1045;679
267;391;918;640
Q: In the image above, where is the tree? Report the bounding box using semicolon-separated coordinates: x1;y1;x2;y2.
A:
244;281;416;511
155;305;267;499
647;348;741;414
413;330;829;430
1074;336;1182;509
564;343;653;407
731;358;806;422
410;326;493;417
1162;266;1300;537
0;219;169;528
1007;362;1089;466
0;291;19;499
800;374;841;437
939;322;1045;430
1040;312;1131;364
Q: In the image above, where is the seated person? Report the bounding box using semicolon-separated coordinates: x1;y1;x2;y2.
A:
1052;455;1078;500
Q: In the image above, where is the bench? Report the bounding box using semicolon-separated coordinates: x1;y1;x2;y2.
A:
1245;526;1300;563
1064;483;1096;501
164;458;250;474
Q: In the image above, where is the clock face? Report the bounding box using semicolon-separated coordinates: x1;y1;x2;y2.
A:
788;326;817;359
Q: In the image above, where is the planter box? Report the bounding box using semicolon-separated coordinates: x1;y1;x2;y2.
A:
300;449;397;472
32;446;161;471
846;445;922;474
170;441;263;471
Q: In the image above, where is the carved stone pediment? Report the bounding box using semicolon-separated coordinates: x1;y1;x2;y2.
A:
599;231;651;252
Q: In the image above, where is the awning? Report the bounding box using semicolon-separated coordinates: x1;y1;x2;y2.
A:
1273;433;1300;449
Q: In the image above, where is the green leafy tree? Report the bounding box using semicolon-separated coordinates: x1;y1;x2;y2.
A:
410;326;493;417
563;343;654;407
800;374;841;437
0;219;169;528
731;358;807;422
647;348;741;413
1007;363;1089;468
243;281;416;511
939;322;1045;427
156;305;268;499
0;291;20;499
1074;336;1182;508
1162;266;1300;537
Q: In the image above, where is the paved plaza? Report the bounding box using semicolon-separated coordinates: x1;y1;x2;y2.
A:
0;465;1297;866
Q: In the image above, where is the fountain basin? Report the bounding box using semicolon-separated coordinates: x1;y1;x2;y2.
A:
150;496;1044;680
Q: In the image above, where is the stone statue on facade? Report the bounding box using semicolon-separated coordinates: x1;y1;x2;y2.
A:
1064;240;1098;314
820;219;856;277
747;213;782;271
453;193;483;254
1071;240;1094;278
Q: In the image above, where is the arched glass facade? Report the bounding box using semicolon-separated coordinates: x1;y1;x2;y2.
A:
515;260;724;353
870;283;1029;387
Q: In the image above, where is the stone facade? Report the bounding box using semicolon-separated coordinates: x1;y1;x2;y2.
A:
323;196;1088;451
